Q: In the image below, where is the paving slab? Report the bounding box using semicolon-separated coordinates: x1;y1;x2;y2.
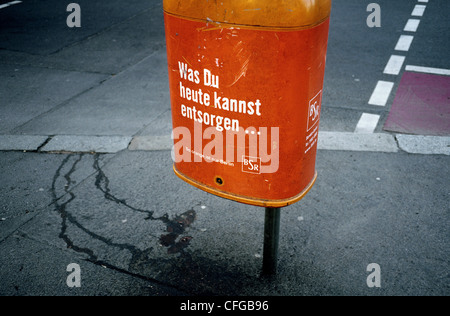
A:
126;132;450;156
318;132;398;152
396;134;450;155
0;64;108;134
14;50;170;137
41;135;132;153
0;135;48;151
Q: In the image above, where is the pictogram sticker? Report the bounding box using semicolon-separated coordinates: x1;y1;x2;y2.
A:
307;90;322;132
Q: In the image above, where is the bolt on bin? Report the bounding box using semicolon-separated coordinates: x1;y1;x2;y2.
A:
163;0;332;208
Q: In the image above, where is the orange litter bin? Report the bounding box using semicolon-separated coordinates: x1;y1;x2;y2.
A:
164;0;332;207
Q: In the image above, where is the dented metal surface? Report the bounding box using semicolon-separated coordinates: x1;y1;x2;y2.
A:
164;0;332;206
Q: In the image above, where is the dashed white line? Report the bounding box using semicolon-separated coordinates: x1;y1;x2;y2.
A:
384;55;406;75
405;65;450;76
395;35;414;52
412;4;426;17
356;1;430;136
404;19;421;32
368;81;394;106
355;113;381;134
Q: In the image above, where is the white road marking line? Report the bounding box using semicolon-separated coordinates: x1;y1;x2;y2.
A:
418;0;428;3
0;0;22;9
355;113;381;134
405;65;450;76
395;35;414;51
369;81;394;106
404;19;421;32
412;4;426;17
384;55;406;75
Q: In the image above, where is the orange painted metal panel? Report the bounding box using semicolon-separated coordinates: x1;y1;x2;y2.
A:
164;0;332;207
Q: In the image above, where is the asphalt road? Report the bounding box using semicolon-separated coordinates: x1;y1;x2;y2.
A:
0;0;449;297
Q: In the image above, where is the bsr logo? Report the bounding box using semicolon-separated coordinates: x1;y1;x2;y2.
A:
307;91;322;131
172;124;279;174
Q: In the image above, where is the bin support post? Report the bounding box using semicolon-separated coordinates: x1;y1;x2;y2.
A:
262;207;281;275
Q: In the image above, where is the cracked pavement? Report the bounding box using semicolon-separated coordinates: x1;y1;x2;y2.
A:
0;0;449;296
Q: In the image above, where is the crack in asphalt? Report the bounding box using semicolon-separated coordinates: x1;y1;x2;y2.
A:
51;153;196;278
92;154;196;254
51;154;96;258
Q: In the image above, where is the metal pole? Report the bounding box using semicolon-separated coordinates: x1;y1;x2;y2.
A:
262;207;281;275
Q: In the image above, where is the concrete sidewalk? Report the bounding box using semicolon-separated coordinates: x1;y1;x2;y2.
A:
0;2;448;155
0;1;449;296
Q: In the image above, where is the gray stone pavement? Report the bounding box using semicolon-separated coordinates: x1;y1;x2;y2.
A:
0;0;449;296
